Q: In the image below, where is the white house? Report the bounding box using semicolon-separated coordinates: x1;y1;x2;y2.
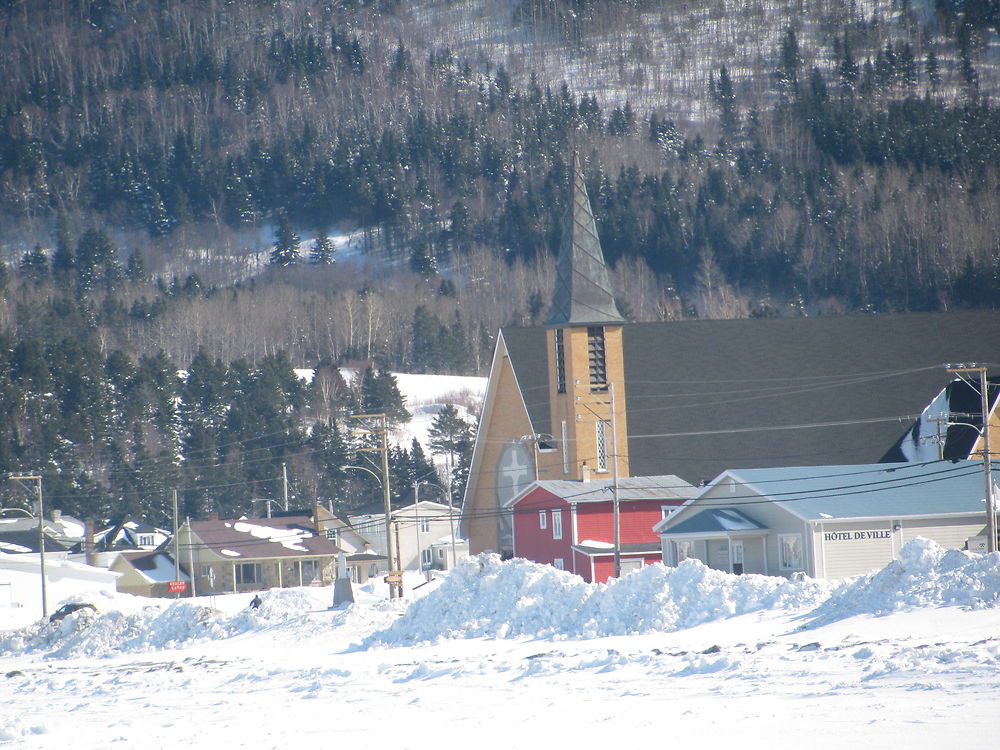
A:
654;460;994;579
350;499;466;572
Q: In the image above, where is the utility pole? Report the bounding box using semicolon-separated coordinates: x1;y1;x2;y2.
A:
282;462;289;511
186;515;198;597
10;474;46;618
610;382;621;579
350;413;400;598
172;489;181;594
948;365;996;553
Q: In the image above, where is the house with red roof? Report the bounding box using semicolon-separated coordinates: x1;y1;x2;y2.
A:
510;473;695;582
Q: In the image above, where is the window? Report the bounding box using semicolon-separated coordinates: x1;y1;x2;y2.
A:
421;548;433;567
418;517;430;534
675;540;695;563
553;558;565;570
779;534;803;570
235;563;262;585
437;549;445;560
587;326;607;391
555;329;566;394
137;534;155;547
200;564;212;578
301;559;321;583
539;510;548;529
552;510;563;540
596;420;609;472
324;528;340;545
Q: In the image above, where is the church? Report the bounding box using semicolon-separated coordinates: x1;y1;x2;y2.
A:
459;153;1000;558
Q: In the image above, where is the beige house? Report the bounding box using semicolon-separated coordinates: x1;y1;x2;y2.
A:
177;509;356;595
110;550;188;597
654;460;993;580
350;499;466;572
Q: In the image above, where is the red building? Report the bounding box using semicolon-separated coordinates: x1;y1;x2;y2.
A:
510;475;695;582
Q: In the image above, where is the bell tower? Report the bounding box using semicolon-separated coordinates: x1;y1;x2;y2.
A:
541;152;629;481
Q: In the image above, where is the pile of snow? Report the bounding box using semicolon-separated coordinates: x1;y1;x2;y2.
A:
804;539;1000;628
370;553;836;645
4;540;1000;660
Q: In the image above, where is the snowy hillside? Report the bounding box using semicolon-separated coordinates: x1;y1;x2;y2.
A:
1;539;998;747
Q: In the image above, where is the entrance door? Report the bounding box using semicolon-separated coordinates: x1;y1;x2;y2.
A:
731;540;744;575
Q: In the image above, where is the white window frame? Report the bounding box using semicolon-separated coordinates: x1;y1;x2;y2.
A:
235;562;262;585
418;516;430;534
552;509;563;540
553;557;565;570
596;420;609;472
421;548;433;567
779;534;803;570
539;510;548;529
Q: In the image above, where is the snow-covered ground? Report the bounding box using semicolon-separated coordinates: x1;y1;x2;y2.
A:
1;538;998;748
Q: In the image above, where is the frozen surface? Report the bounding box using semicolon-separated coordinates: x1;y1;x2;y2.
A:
1;540;998;748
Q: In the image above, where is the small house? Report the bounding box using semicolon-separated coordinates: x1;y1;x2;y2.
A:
654;460;994;579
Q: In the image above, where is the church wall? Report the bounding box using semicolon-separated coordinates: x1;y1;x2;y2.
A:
465;350;535;555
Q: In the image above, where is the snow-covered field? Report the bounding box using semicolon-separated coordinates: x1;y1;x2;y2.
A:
2;539;998;748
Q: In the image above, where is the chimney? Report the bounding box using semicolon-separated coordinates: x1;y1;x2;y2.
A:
51;509;62;523
84;518;95;566
581;463;591;483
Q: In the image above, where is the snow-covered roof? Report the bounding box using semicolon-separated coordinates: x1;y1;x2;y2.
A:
511;475;696;506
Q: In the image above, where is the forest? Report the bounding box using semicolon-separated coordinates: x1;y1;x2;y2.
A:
1;0;999;522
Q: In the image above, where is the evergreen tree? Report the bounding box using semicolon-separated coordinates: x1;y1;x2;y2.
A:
359;366;411;426
269;215;301;266
19;246;49;282
309;231;336;264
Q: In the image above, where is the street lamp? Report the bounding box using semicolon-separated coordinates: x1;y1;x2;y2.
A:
341;463;400;597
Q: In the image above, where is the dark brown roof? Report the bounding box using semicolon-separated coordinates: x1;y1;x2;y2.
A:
190;515;340;560
503;310;1000;484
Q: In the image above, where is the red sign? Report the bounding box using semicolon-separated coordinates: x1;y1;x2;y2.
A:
167;580;187;593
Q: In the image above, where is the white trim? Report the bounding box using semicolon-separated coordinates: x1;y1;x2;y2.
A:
539;510;547;529
552;510;563;540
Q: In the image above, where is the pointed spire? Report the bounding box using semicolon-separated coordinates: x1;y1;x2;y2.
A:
545;151;624;327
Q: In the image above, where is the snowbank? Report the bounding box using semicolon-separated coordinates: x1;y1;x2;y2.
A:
4;539;999;660
370;553;836;644
804;538;1000;627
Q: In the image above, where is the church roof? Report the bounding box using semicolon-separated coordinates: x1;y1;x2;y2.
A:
501;310;1000;485
545;152;624;327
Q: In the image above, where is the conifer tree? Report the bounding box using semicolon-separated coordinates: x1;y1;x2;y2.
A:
309;231;336;264
269;215;301;266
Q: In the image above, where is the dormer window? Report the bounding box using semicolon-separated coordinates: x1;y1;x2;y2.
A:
587;326;607;391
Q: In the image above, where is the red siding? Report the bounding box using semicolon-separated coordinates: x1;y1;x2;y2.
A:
577;498;679;545
592;552;663;583
512;488;573;569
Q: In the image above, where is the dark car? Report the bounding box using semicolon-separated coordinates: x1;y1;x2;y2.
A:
48;602;97;623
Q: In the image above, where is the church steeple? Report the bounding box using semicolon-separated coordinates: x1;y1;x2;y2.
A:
546;151;624;327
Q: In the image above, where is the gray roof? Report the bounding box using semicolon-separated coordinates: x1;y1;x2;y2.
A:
502;311;1000;484
518;475;695;504
572;541;661;555
726;460;993;520
545;152;624;327
665;507;768;534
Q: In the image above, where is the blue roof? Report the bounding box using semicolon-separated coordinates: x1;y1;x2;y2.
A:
666;507;767;534
725;460;994;520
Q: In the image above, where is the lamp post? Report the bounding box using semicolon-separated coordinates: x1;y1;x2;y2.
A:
342;461;400;597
